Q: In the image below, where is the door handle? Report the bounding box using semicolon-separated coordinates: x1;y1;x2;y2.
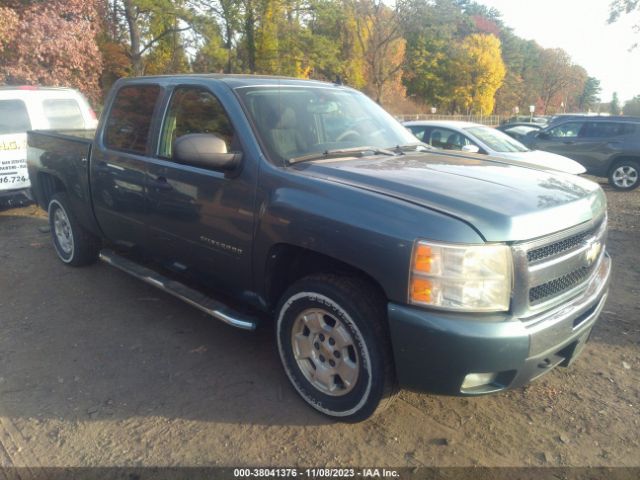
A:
562;141;575;145
150;176;173;191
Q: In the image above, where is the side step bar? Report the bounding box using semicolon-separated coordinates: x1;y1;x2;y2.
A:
99;249;258;331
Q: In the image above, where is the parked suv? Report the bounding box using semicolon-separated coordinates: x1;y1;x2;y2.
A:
0;86;97;205
522;116;640;190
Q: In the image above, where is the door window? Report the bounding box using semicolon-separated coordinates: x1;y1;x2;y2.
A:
0;100;31;134
582;122;635;138
105;85;161;154
43;99;85;129
546;122;585;138
427;128;475;151
158;87;235;160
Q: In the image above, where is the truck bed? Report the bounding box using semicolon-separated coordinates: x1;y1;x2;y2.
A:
27;129;96;229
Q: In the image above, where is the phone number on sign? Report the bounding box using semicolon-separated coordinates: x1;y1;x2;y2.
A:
0;175;27;184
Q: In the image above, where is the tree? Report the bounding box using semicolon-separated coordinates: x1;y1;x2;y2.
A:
609;0;640;49
610;92;621;114
536;48;576;114
453;33;505;114
401;0;473;111
0;0;103;104
492;31;541;114
558;65;587;113
103;0;194;77
352;1;406;104
192;0;242;72
623;95;640;115
577;76;602;111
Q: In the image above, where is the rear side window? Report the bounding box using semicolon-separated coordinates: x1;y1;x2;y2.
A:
105;85;161;154
581;122;631;138
43;99;84;129
619;123;636;135
0;100;31;134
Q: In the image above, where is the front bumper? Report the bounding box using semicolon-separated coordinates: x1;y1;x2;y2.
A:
388;252;611;395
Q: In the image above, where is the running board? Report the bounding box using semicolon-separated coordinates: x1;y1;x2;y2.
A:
99;249;258;331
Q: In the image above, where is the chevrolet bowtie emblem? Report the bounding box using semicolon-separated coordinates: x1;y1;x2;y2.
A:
585;240;602;266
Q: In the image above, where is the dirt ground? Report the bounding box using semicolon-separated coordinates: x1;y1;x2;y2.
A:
0;176;638;470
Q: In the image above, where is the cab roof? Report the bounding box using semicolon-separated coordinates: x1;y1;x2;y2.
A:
118;74;347;90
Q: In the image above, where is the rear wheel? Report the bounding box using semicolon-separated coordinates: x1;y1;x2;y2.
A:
276;274;396;422
609;160;640;191
48;193;100;266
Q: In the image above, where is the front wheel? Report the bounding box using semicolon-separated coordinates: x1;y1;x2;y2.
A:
276;274;396;422
48;193;100;266
609;160;640;191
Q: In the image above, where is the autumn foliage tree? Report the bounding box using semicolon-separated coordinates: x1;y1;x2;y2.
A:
454;34;505;114
1;0;601;114
352;1;406;104
0;0;103;104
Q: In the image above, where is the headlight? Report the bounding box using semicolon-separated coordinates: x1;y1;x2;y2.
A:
409;240;513;312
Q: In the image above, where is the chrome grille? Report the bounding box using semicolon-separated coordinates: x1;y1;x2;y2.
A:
529;265;593;304
527;230;591;263
511;215;607;317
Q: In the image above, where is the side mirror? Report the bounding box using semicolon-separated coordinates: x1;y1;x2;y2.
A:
461;144;480;154
536;132;550;140
174;133;241;172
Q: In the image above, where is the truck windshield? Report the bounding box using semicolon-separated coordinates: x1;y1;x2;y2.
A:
236;86;419;163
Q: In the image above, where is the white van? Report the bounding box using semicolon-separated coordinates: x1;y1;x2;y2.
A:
0;86;98;202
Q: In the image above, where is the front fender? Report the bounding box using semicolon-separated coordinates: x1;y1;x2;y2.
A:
253;167;483;303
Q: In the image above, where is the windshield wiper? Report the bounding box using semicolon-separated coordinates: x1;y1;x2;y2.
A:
288;146;397;164
390;143;434;154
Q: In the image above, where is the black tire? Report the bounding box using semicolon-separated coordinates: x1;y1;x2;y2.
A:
276;274;397;422
48;192;100;266
608;160;640;191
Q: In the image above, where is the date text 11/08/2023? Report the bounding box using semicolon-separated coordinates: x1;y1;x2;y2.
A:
233;468;400;478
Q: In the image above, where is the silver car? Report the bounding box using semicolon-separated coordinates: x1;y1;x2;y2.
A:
403;120;585;175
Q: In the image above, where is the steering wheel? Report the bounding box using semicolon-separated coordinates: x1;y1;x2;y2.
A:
336;130;361;142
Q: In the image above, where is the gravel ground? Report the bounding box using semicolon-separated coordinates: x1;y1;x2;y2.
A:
0;177;638;472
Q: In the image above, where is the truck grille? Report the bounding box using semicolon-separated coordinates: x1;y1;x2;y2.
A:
527;230;591;263
513;216;607;316
529;265;593;304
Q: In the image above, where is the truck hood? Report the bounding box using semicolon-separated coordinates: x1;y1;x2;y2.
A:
495;149;586;175
292;151;606;242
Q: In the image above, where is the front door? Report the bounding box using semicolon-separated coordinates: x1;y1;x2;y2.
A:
145;86;256;293
532;121;587;159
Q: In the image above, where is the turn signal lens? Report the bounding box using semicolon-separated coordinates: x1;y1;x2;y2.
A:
411;278;432;303
414;244;433;272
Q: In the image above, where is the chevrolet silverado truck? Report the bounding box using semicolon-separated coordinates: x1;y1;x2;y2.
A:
27;75;611;422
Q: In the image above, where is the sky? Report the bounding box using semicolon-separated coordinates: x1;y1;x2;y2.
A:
475;0;640;103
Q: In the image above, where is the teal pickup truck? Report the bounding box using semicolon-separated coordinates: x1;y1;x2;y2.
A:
27;75;611;421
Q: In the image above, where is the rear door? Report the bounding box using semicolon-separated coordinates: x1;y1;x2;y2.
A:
0;99;31;192
90;84;163;248
145;84;257;293
571;122;637;175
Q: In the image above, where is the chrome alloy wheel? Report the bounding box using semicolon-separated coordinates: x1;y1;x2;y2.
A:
53;206;74;256
612;165;639;188
291;308;360;396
